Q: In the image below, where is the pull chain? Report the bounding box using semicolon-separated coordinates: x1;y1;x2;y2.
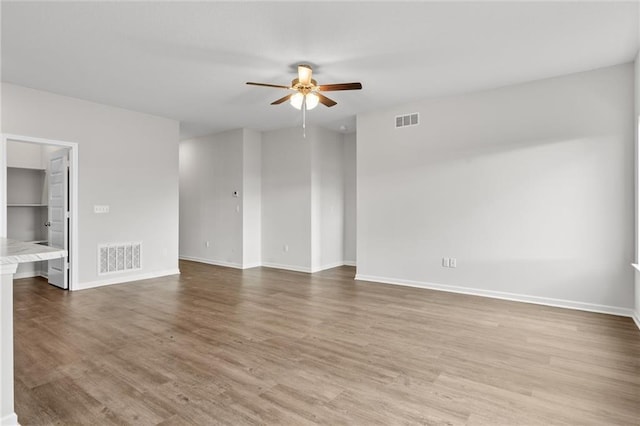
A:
302;100;306;138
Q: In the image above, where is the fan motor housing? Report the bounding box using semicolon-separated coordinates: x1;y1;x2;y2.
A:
291;78;318;93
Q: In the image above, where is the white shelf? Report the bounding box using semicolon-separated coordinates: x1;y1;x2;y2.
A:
7;166;46;172
25;240;48;245
7;204;48;207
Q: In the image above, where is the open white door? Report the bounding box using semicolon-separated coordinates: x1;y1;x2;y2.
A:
47;149;69;289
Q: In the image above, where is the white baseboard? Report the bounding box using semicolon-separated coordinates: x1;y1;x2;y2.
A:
13;271;40;279
632;310;640;331
179;255;248;270
355;274;635;319
262;261;355;273
0;412;19;425
181;257;355;274
75;269;180;291
261;262;312;273
180;256;302;272
343;260;356;267
310;261;348;273
14;271;48;280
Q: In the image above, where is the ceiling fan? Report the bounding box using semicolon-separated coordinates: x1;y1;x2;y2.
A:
246;64;362;111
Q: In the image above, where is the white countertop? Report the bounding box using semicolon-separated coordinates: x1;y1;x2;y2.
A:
0;238;66;265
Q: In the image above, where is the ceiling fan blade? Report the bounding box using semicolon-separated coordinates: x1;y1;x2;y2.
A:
317;93;337;107
318;82;363;91
271;94;293;105
298;65;313;86
246;82;291;89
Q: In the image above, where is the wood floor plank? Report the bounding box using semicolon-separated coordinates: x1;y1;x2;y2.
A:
13;260;640;425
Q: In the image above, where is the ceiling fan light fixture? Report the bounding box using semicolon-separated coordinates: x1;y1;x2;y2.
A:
247;63;362;121
298;65;313;86
290;92;304;110
305;93;319;110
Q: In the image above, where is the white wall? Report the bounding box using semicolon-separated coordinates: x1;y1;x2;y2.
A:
311;131;322;271
2;83;180;289
261;127;312;271
242;129;262;268
6;141;53;278
179;128;262;269
179;129;244;267
180;125;347;273
261;125;347;272
357;63;635;314
343;132;357;265
311;127;344;270
634;52;640;327
7;141;42;169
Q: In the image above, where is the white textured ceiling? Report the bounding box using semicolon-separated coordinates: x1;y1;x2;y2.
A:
2;1;639;140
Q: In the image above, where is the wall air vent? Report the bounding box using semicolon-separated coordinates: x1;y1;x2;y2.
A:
395;113;419;128
98;242;141;275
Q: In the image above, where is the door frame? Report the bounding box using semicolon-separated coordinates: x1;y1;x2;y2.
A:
0;134;79;291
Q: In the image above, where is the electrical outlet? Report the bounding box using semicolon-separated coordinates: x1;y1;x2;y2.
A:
442;257;449;267
94;205;109;214
449;258;457;268
283;244;289;252
205;241;210;248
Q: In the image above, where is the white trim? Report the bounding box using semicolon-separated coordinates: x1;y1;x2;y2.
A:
1;134;79;291
11;269;47;280
261;262;312;273
179;257;356;273
0;264;18;275
179;255;244;269
355;274;635;318
13;271;40;280
0;412;19;426
631;264;640;330
75;268;180;291
0;144;5;237
311;261;347;273
632;310;640;331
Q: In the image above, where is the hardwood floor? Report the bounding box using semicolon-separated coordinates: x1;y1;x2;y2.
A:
13;260;640;425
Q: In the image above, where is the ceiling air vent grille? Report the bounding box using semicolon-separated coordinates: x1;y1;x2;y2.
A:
395;113;419;128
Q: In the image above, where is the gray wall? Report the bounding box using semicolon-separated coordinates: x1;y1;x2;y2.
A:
311;127;344;271
242;129;262;268
343;133;357;264
179;129;262;268
181;125;349;273
179;129;244;267
261;127;313;271
357;63;635;313
2;83;180;288
635;52;640;324
260;125;348;272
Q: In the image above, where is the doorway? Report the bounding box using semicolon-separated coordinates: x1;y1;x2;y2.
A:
1;134;79;290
